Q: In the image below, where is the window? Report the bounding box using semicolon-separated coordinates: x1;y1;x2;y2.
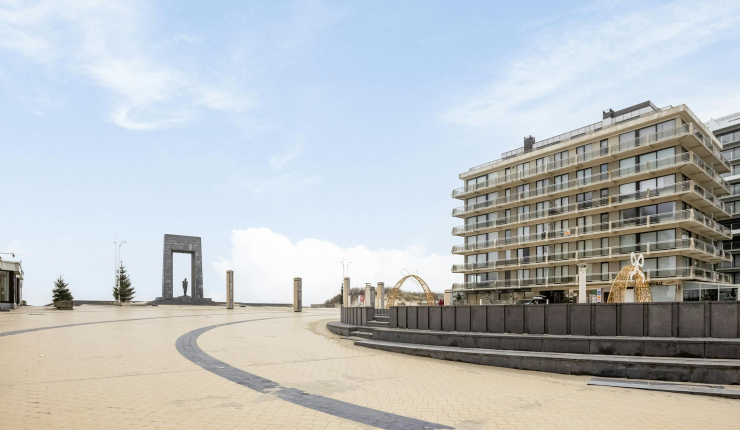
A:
601;262;609;281
576;168;592;184
576;192;593;208
517;226;530;237
554;196;569;207
600;188;609;199
505;209;511;219
553;150;569;167
600;139;609;155
600;163;608;174
466;214;487;225
536;201;549;212
517;205;529;215
719;130;740;146
536;179;549;189
576;143;593;156
517;184;530;195
0;272;8;303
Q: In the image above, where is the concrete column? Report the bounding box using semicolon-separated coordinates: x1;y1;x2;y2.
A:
364;284;375;308
444;289;451;306
578;264;588;304
226;270;234;309
343;277;350;307
293;277;302;312
377;282;385;309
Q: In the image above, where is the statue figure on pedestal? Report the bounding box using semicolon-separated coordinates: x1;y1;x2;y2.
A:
183;278;188;297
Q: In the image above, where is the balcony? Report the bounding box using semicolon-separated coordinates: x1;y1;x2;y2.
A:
452;209;730;254
460;105;675;179
717;261;740;272
452;267;732;292
452;152;729;217
451;238;727;273
452;181;732;236
454;123;731;198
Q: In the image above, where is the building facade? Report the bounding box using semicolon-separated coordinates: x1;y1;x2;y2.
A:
707;111;740;287
451;102;737;304
0;258;24;310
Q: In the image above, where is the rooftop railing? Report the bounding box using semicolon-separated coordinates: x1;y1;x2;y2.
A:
452;267;732;291
451;238;726;273
462;117;730;180
453;126;730;198
463;105;674;177
452;180;731;235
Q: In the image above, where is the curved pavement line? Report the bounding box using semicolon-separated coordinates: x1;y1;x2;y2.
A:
176;318;455;430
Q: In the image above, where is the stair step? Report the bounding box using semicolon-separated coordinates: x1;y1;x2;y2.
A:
374;315;389;321
350;331;373;339
354;339;740;385
366;321;389;328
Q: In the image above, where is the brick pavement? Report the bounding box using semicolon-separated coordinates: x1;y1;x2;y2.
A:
1;305;739;429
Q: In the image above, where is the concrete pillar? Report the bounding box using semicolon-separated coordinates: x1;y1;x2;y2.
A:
365;284;375;308
444;289;451;306
343;277;350;307
578;264;588;304
293;277;302;312
377;282;385;309
226;270;234;310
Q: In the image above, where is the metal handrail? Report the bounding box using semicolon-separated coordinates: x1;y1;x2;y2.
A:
453;127;729;198
452;266;732;290
451;238;725;272
452;180;730;235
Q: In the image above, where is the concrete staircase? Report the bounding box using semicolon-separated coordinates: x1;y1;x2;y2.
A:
326;321;740;384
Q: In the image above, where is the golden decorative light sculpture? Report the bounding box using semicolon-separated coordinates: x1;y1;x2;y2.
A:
607;252;653;303
386;275;435;308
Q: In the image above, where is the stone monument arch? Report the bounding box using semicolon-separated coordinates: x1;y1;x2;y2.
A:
161;234;204;300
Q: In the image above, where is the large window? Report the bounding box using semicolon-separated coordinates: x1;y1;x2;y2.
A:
619;119;677;143
619;147;675;171
0;272;8;303
719;130;740;146
683;282;739;301
620;202;675;220
619;174;675;194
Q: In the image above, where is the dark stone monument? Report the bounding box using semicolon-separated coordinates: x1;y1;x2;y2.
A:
156;234;212;304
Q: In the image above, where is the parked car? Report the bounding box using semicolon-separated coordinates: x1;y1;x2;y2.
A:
516;296;548;305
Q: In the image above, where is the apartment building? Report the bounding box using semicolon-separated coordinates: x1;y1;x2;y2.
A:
708;111;740;289
451;101;737;304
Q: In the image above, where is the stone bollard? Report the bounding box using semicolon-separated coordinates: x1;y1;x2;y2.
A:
365;284;375;308
343;277;350;307
226;270;234;309
293;277;302;312
444;289;451;306
378;282;384;309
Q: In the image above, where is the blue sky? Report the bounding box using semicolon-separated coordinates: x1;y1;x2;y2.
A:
2;0;740;305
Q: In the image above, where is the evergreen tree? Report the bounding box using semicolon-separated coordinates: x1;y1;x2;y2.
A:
113;262;136;302
52;275;74;302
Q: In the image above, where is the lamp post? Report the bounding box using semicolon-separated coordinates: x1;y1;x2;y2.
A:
113;234;127;305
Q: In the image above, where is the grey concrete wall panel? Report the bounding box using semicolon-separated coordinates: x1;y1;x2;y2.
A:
471;306;486;332
547;304;568;335
407;307;418;330
620;303;644;337
398;307;407;329
456;306;471;332
418;306;429;330
429;307;442;331
647;303;672;337
593;304;617;337
524;306;545;335
678;302;705;338
711;302;738;339
505;306;524;334
570;304;591;336
162;234;204;299
487;306;505;333
389;306;398;328
442;307;455;332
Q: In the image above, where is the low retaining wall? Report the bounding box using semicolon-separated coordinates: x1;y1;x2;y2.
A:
382;302;740;339
341;306;376;325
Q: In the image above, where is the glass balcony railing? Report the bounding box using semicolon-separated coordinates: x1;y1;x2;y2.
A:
453;129;729;199
452;266;732;291
451;238;726;273
452;209;730;254
452;181;731;235
452;152;731;216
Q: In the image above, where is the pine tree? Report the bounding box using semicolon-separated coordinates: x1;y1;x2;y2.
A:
52;275;74;302
113;263;136;302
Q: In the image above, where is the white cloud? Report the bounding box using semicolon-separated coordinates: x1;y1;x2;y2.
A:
444;0;740;135
0;0;251;129
213;228;459;306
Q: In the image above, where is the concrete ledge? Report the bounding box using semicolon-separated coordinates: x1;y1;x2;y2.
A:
369;327;740;360
327;321;357;337
355;340;740;385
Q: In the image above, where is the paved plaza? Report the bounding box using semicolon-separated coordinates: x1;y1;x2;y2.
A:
1;306;740;430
